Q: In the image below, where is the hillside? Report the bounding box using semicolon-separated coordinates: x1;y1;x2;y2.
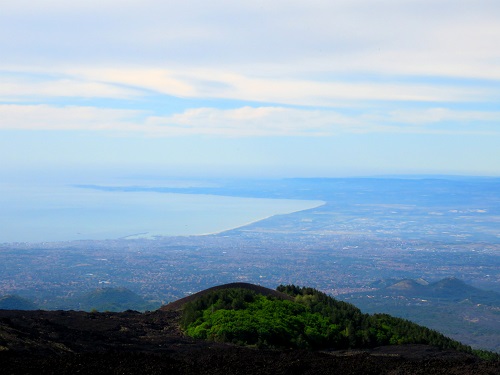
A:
178;283;489;353
161;282;293;311
65;287;160;312
0;295;38;310
340;277;500;352
1;283;498;374
0;287;161;312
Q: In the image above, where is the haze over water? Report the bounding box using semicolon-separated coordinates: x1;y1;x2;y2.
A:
0;182;323;243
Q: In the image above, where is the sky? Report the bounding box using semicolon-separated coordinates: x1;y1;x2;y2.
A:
1;0;500;181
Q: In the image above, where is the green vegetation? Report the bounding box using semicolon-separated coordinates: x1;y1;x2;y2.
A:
182;289;334;348
278;285;475;351
343;278;500;353
181;285;478;353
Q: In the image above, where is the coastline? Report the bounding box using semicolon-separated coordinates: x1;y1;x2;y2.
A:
1;183;325;243
189;200;326;237
82;200;325;241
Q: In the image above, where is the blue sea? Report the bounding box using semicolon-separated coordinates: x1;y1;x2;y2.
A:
0;182;323;243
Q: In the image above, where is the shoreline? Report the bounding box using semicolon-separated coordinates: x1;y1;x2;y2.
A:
188;200;326;237
1;200;326;245
122;200;325;240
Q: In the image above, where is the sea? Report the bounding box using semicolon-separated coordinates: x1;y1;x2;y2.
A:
0;182;323;243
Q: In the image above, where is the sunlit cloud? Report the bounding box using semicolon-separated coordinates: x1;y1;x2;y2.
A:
387;108;500;125
3;67;490;107
2;104;498;137
1;1;499;175
2;1;499;80
2;1;499;106
0;105;143;131
146;106;360;136
0;76;141;101
67;68;196;98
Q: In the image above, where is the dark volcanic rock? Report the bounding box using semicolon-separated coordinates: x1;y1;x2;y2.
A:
0;308;498;374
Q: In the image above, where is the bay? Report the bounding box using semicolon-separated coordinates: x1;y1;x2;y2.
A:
0;183;323;243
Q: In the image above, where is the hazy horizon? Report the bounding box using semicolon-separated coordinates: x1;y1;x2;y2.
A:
1;1;499;179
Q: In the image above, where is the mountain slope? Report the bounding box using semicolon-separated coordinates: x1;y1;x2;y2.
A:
161;282;293;311
177;283;491;355
0;283;498;374
0;295;38;310
65;287;160;312
369;277;500;303
340;278;500;352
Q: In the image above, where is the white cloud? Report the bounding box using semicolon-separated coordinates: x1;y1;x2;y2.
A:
0;104;350;136
2;104;498;137
146;106;358;136
1;1;499;177
0;105;143;131
387;108;500;125
1;1;499;139
3;65;487;107
0;0;498;128
0;76;141;101
68;68;196;98
2;0;499;81
19;66;486;107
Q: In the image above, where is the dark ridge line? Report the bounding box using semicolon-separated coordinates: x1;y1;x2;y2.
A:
160;282;293;311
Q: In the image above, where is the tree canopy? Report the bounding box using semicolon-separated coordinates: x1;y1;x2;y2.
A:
180;285;476;353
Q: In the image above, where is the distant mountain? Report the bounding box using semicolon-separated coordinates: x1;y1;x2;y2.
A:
340;278;500;352
376;277;500;304
0;295;38;310
386;279;428;292
430;277;478;297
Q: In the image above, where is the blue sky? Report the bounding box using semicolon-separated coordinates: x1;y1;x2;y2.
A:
1;0;499;180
